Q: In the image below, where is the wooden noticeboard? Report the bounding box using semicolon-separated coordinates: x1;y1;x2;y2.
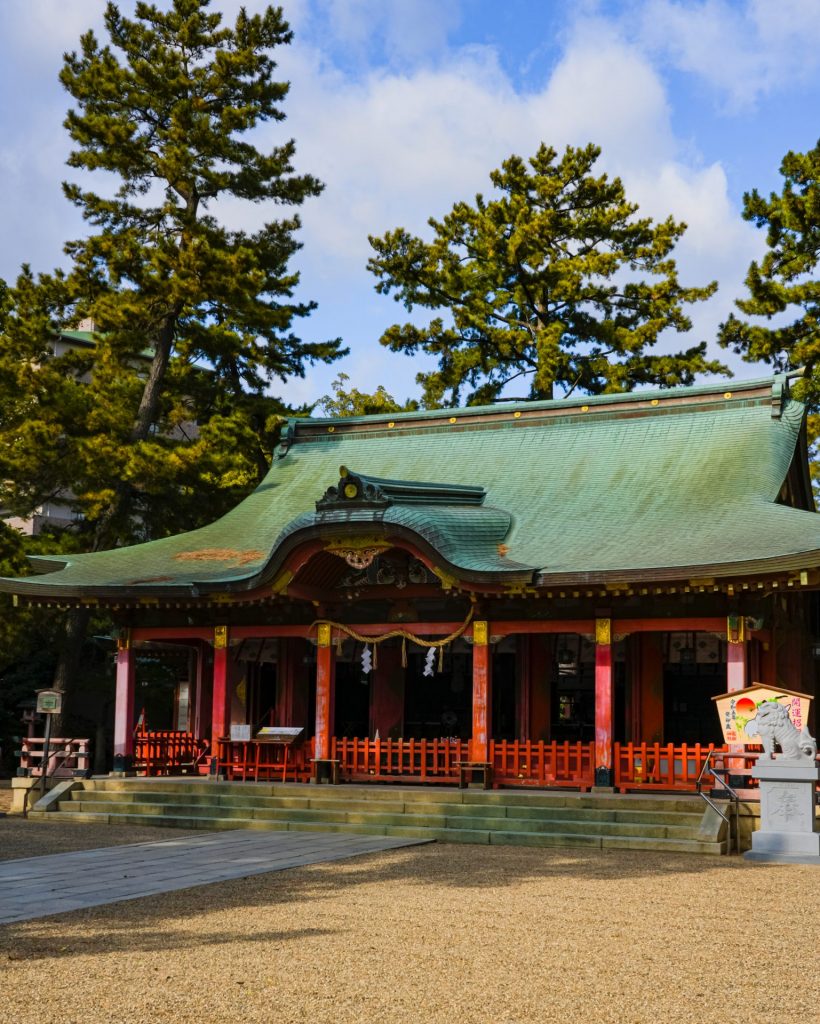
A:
712;684;812;744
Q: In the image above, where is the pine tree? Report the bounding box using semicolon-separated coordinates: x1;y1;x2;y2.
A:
719;141;820;400
0;0;342;551
368;143;724;407
0;0;343;729
316;373;417;417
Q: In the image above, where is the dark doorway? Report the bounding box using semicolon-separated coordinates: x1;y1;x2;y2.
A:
492;644;517;741
663;632;726;744
334;661;370;737
404;649;471;739
664;668;725;744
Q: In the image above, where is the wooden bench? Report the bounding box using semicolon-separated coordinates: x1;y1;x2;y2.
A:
311;758;341;785
454;761;493;789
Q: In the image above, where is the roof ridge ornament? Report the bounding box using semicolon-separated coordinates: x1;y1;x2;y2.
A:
315;466;486;512
772;368;804;418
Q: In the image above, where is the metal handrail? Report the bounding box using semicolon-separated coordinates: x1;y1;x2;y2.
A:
696;749;742;855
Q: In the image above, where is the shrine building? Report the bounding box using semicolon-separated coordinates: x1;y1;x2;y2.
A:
3;371;819;792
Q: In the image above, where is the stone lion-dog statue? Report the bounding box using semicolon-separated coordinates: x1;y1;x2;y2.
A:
745;701;817;763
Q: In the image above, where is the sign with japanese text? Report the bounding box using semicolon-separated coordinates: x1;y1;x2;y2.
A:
712;684;812;744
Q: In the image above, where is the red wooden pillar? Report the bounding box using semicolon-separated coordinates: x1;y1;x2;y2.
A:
726;635;747;693
471;621;492;761
210;626;230;753
314;624;335;759
726;623;749;775
594;618;613;787
113;631;136;772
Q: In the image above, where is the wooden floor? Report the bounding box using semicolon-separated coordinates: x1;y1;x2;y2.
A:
0;830;431;925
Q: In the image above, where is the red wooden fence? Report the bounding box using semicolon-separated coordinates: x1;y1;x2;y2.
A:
332;737;468;782
491;740;594;790
134;730;210;776
18;737;91;778
217;737;313;783
614;742;731;792
331;737;594;788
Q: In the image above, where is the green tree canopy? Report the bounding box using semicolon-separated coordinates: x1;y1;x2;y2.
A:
0;0;342;551
368;142;725;407
316;373;416;417
0;0;342;727
719;140;820;402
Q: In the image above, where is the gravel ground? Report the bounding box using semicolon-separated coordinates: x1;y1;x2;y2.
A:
0;786;200;860
1;809;818;1024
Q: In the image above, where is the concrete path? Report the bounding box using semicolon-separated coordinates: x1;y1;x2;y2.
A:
0;829;430;925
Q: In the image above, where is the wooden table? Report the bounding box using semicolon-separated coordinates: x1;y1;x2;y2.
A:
454;761;493;789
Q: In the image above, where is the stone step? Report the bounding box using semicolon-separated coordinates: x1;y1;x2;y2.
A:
83;778;705;815
67;787;705;828
59;799;701;841
40;808;723;853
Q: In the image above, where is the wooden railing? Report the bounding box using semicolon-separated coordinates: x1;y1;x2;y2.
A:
332;737;468;782
614;742;729;792
491;740;595;790
17;737;91;778
217;737;313;783
331;737;594;788
134;730;210;776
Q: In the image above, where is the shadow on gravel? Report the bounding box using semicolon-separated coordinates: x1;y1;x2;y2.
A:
0;837;767;962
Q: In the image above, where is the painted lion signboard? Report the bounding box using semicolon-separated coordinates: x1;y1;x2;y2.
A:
712;684;813;746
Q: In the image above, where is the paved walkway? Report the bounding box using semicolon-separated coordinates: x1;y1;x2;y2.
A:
0;830;430;925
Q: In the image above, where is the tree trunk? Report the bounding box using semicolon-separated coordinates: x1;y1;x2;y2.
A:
50;605;92;736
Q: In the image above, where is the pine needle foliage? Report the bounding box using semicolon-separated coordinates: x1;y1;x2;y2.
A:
0;0;342;550
720;141;820;396
368;143;725;407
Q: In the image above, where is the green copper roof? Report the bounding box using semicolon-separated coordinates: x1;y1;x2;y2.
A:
5;373;820;599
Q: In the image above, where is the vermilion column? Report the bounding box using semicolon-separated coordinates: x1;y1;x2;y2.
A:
471;621;491;762
314;624;335;760
210;626;230;751
726;631;748;769
726;635;748;693
594;619;613;787
113;631;136;772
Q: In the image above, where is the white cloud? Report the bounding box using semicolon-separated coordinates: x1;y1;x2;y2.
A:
637;0;820;110
3;0;106;63
318;0;461;63
0;0;770;402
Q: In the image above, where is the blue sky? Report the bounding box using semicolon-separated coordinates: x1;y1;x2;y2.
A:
1;0;819;407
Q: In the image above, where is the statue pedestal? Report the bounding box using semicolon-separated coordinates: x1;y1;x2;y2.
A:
744;760;820;864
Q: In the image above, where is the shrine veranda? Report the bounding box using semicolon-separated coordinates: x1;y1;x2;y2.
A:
4;373;819;792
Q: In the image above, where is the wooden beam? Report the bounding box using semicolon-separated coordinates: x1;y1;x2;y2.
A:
612;617;725;634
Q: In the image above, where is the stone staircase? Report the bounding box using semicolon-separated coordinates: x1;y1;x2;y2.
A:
30;778;728;854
